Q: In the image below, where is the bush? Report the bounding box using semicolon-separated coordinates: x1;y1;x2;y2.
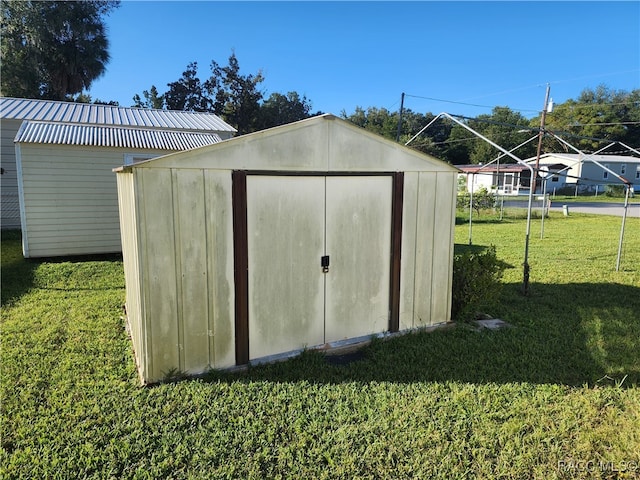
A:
554;186;577;196
604;184;627;198
456;187;496;216
451;246;505;321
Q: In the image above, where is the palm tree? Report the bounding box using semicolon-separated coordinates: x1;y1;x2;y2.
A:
1;1;118;100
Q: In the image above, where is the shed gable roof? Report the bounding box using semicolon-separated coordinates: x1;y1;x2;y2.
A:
0;97;236;133
127;114;458;173
15;120;222;151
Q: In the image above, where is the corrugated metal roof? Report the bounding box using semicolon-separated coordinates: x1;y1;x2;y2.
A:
0;97;236;133
458;164;528;173
15;121;223;150
533;153;640;164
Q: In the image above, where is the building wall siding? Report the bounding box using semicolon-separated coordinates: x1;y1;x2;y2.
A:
1;119;22;228
18;144;166;257
131;167;235;381
116;171;146;381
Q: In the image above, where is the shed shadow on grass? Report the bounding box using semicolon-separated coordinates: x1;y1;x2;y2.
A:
204;282;640;388
1;230;36;306
1;229;124;305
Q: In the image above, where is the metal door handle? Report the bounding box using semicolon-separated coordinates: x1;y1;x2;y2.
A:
321;255;330;273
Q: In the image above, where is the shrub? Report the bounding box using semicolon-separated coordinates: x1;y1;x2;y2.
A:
456;187;496;216
451;245;505;321
554;186;577;196
604;184;627;198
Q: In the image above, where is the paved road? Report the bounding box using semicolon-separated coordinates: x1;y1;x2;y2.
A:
502;200;639;218
548;201;639;218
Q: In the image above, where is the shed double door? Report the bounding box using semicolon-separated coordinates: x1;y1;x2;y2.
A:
245;175;393;360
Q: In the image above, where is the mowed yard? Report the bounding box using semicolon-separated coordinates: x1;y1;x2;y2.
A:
1;212;639;479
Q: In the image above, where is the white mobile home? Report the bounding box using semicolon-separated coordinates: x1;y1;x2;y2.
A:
0;97;235;257
458;164;532;195
115;114;459;383
527;153;640;194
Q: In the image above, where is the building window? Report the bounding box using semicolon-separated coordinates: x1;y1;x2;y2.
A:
636;166;640;179
621;164;626;175
551;175;559;182
603;164;610;180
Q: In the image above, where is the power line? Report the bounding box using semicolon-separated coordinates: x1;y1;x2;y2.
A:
404;93;539;114
563;121;640;127
409;112;640;150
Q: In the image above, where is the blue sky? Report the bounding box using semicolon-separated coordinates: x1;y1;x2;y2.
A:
88;1;640;119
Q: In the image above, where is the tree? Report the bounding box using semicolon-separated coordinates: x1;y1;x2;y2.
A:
468;107;536;164
164;62;212;112
73;93;118;106
438;122;475;165
540;85;640;151
259;91;317;129
133;85;165;109
134;53;317;135
207;53;265;134
1;1;119;100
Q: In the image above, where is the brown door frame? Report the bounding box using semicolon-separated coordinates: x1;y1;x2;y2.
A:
232;170;403;366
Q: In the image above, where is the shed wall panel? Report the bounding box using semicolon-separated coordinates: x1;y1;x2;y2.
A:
116;172;146;380
413;172;438;326
173;169;210;373
204;170;235;368
430;173;456;323
138;168;180;381
132;168;237;379
399;172;419;330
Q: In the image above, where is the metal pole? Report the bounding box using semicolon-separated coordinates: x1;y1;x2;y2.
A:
546;132;633;271
407;112;536;295
532;84;551;196
540;178;547;239
616;185;630;271
396;92;405;142
468;173;474;245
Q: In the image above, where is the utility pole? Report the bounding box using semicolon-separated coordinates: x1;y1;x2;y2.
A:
396;92;405;142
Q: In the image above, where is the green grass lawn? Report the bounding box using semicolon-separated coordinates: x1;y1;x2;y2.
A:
2;213;640;479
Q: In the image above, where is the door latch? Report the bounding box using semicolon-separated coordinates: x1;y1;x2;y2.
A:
321;255;330;273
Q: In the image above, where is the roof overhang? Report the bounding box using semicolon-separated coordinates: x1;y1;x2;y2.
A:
15;120;222;151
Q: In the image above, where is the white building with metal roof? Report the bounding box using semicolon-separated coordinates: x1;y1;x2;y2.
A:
0;97;235;257
526;153;640;194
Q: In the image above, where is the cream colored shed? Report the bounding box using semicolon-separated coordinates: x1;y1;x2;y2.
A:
1;97;235;256
115;114;459;384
